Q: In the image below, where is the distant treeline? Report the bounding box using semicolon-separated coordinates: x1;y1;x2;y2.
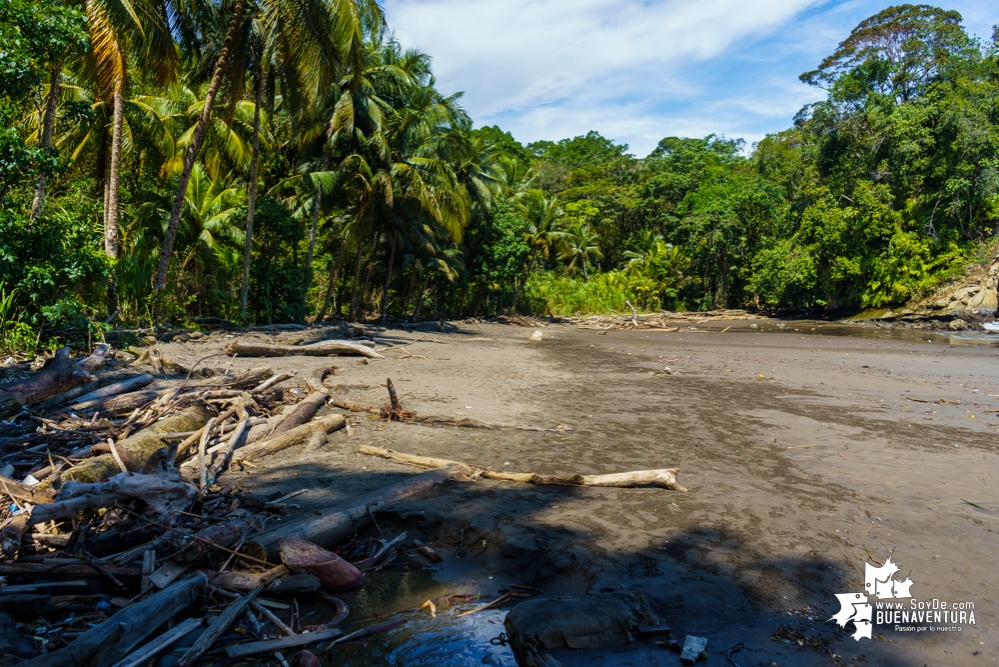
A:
1;2;997;350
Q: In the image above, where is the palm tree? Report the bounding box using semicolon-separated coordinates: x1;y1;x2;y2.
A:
512;188;562;308
80;0;175;265
156;0;384;296
555;221;602;280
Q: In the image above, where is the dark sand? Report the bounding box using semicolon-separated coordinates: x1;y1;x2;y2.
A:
158;321;999;666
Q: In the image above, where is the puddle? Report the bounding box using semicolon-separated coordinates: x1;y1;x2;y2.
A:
319;567;518;667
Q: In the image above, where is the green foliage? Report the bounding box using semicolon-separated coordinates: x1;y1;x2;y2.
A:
524;271;635;317
248;198;307;324
0;280;34;354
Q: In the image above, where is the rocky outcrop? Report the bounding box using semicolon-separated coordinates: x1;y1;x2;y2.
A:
844;247;998;326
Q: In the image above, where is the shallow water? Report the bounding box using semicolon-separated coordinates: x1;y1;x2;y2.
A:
693;318;999;346
319;567;518;667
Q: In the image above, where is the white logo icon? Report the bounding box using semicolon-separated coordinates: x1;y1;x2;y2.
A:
831;557;913;640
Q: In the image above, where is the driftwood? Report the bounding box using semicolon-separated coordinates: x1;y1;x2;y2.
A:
88;389;162;415
0;562;142;578
247;323;306;331
0;345;109;405
357;445;687;491
175;584;263;667
273;392;328;435
172;518;257;562
43;404;213;486
207;415;249;484
66;374;155;411
224;339;383;359
112;616;203;667
22;572;207;667
207;565;289;591
233;414;345;463
2;472;198;555
279;537;363;591
224;628;344;659
244;464;470;561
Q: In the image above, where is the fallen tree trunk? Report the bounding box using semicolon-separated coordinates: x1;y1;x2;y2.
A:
357;445;687;491
23;572;207;667
88;389;163;415
42;404;213;486
234;414;345;463
0;562;142;578
0;345;109;405
224;339;383;359
244;464;470;561
272;391;328;435
66;373;154;411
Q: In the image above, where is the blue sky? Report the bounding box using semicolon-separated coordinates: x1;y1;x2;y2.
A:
380;0;996;157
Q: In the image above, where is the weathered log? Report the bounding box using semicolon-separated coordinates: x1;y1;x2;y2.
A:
272;391;328;435
207;415;249;484
224;339;383;359
331;398;381;415
93;389;162;415
224;628;345;659
278;538;363;590
2;472;198;555
303;427;327;452
67;374;155;411
233;414;345;463
247;323;306;331
0;562;142;578
23;572;207;667
111;616;203;667
244;464;470;561
207;565;289;591
357;445;687;491
0;477;57;505
306;366;337;392
0;345;109;405
176;584;263;667
44;404;213;486
171;517;257;562
251;371;296;392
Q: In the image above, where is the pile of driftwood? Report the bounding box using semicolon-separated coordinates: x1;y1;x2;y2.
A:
0;342;441;666
567;308;759;331
0;337;686;666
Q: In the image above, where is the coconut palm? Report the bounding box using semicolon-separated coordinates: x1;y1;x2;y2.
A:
155;0;384;296
511;188;562;308
555;221;602;280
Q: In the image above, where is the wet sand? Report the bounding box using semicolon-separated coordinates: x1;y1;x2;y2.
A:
159;321;999;666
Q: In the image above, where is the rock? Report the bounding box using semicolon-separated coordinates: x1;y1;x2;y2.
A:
530;330;543;341
141;335;158;346
949;319;969;331
933;298;950;309
680;635;707;664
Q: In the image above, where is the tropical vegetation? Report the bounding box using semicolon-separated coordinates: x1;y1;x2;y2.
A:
1;1;997;351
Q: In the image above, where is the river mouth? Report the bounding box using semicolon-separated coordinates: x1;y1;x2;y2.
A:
684;318;999;346
318;565;517;667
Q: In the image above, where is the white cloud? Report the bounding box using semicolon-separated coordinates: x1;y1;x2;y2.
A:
380;0;997;156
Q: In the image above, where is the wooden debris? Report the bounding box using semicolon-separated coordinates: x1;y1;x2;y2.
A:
111;616;203;667
0;345;109;405
176;584;263;667
224;339;383;359
22;572;207;667
279;538;363;590
245;464;470;560
66;373;155;411
357;445;687;491
233;414;345;463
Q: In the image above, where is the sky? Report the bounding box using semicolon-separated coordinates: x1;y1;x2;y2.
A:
380;0;996;157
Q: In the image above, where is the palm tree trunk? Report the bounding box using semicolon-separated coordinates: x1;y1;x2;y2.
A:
358;260;374;320
317;245;347;321
411;272;432;322
154;0;248;292
305;152;328;275
105;82;124;259
240;63;264;321
30;62;63;222
348;238;364;322
380;232;396;321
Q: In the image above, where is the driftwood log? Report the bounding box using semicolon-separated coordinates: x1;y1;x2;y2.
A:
23;573;207;667
233;414;345;464
273;391;328;435
278;538;363;591
2;472;197;555
224;339;383;359
66;373;155;411
0;345;109;406
245;464;470;561
42;404;213;486
357;445;687;491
